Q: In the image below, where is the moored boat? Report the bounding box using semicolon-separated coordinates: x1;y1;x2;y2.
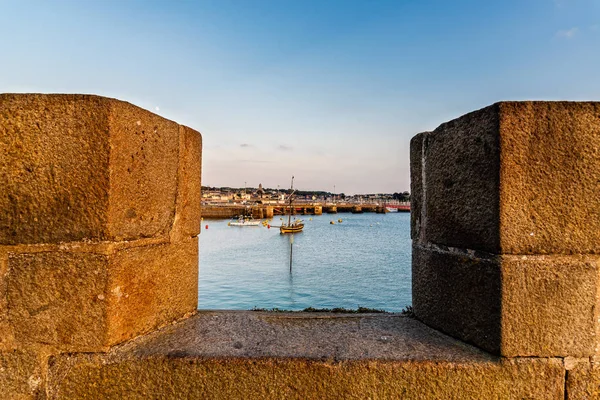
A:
228;215;261;226
280;176;304;234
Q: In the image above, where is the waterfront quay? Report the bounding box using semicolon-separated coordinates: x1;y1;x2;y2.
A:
201;201;410;219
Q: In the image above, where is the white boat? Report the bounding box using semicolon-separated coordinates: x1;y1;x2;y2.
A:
385;207;398;213
228;216;261;226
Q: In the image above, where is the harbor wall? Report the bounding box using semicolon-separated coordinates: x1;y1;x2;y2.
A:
202;203;392;218
1;95;599;398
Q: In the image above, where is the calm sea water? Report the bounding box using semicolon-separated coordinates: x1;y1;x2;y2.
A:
198;212;412;312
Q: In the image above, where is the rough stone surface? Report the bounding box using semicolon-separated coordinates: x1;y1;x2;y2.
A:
47;312;565;399
107;237;199;345
106;99;180;241
0;93;184;244
6;251;109;350
498;102;600;255
0;94;111;245
4;238;198;351
424;105;501;253
0;350;44;399
409;132;425;241
170;125;202;241
412;244;502;354
501;254;599;357
566;362;600;399
416;101;600;254
413;244;600;357
0;249;16;351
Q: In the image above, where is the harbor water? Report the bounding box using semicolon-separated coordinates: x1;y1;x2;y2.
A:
198;212;412;312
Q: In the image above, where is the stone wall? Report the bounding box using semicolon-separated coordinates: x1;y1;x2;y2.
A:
3;96;600;398
411;101;600;398
0;94;201;398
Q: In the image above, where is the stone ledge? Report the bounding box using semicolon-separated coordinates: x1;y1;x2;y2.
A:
47;312;565;399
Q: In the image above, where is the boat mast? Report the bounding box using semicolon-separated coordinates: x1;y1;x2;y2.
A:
288;176;294;227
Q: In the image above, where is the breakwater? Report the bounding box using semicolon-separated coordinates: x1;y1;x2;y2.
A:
202;203;410;219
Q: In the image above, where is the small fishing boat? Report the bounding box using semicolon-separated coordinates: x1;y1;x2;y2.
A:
280;176;304;234
280;219;304;233
228;215;261;227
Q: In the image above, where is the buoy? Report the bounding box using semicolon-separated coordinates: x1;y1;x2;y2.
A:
267;224;270;229
227;222;230;226
330;221;335;225
309;218;312;221
205;224;209;229
338;219;342;223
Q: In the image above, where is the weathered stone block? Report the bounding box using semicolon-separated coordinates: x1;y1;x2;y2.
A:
170;125;202;242
412;244;502;354
501;254;598;357
566;361;600;399
414;101;600;254
48;357;565;400
0;250;16;351
413;244;600;357
0;350;44;399
0;93;199;244
106;238;199;345
4;238;198;351
409;132;425;241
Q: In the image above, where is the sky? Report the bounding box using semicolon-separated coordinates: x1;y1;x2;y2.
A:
1;0;599;194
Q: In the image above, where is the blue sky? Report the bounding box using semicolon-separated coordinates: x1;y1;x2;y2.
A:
1;0;598;194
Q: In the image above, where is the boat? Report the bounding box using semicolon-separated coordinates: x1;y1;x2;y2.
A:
385;207;398;213
228;215;261;227
280;176;304;234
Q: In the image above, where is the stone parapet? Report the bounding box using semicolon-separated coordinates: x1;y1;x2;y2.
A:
411;101;600;359
0;94;201;396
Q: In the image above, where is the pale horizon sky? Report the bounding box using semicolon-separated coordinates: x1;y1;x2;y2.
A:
1;0;599;194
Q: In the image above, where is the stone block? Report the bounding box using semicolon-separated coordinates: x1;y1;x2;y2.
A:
48;357;565;400
412;244;502;354
417;101;600;254
0;350;44;399
0;93;190;244
422;105;500;252
409;132;425;241
413;244;600;357
4;238;198;351
46;312;565;399
566;362;600;399
501;254;598;357
0;250;16;351
170;125;202;242
106;238;199;345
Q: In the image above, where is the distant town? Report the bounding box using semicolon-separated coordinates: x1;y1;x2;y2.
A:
202;184;410;205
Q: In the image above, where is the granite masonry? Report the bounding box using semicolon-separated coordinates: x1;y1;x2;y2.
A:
1;95;599;398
